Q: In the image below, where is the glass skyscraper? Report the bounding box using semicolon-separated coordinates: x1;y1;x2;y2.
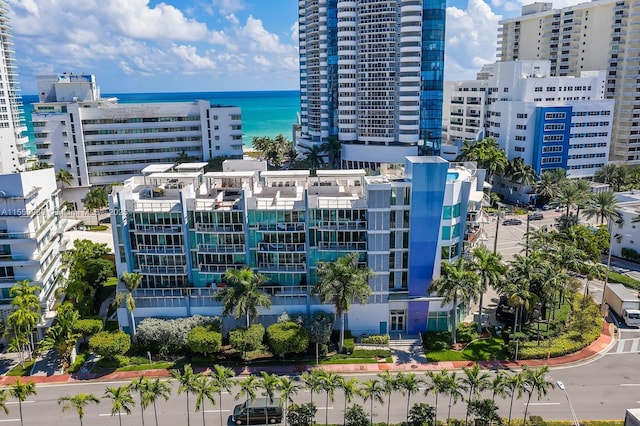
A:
297;0;445;168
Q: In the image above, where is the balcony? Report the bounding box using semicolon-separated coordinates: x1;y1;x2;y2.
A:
133;224;182;233
0;230;31;240
317;241;366;251
134;245;184;254
257;263;306;273
137;265;187;275
197;244;245;254
199;264;245;273
314;221;366;231
258;242;306;252
195;224;243;233
257;223;305;232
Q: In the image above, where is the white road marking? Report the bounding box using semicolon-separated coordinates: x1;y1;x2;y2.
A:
620;384;640;386
616;340;626;353
99;413;130;417
5;401;34;405
631;339;639;353
0;419;20;423
204;409;230;413
317;407;335;410
525;402;560;406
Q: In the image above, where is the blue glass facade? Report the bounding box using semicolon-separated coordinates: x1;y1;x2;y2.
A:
420;0;446;155
405;156;448;334
532;106;572;175
326;0;339;137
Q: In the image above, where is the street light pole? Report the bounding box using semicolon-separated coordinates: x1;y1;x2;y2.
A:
556;381;579;426
601;220;614;307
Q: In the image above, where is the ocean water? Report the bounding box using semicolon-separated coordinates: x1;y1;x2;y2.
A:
21;90;300;152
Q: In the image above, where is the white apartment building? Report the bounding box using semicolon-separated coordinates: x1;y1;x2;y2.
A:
0;1;30;174
0;168;66;337
110;158;486;336
498;0;640;165
442;61;614;182
33;74;244;206
610;191;640;259
297;0;446;168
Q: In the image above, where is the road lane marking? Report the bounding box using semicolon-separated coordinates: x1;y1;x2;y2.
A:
616;341;626;353
621;384;640;386
5;401;34;405
0;419;20;423
317;407;335;410
204;410;230;413
632;340;639;353
99;413;130;417
525;403;560;406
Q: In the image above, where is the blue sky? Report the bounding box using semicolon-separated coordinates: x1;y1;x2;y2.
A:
8;0;586;95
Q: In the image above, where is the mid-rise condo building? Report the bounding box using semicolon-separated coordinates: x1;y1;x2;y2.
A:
296;0;445;169
0;168;66;337
442;61;614;182
110;157;486;335
33;74;243;206
0;0;29;174
498;0;640;165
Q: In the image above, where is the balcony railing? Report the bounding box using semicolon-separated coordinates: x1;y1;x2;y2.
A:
257;223;305;232
258;242;306;252
314;221;366;230
134;224;182;233
137;265;187;275
317;241;366;251
197;244;245;253
0;230;31;240
199;264;245;273
135;245;184;254
257;263;306;272
195;224;244;233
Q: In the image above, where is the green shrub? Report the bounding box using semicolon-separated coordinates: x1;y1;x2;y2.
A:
287;403;317;426
187;325;222;356
456;323;479;343
423;331;451;350
361;334;389;345
342;337;355;354
73;319;104;338
408;403;435;426
229;324;265;359
89;331;131;360
68;351;88;374
266;321;310;356
344;404;369;426
607;271;640;290
331;329;353;342
137;315;220;356
622;247;640;262
351;349;392;358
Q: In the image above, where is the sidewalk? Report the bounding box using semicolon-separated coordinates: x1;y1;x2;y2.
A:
0;322;614;385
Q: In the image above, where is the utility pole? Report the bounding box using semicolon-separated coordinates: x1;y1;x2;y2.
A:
493;208;502;254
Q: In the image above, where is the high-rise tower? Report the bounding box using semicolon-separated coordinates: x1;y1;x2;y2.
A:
297;0;445;169
0;1;28;174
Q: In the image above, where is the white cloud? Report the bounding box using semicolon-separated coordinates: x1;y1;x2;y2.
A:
213;0;246;15
226;13;240;26
240;16;292;54
171;45;217;71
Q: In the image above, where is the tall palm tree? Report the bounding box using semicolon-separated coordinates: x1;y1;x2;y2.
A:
377;371;399;426
583;191;622;225
506;371;527;426
83;185;109;224
533;170;563;202
551;181;582;218
130;377;150;426
217;268;271;327
490;371;511;404
507;157;537;186
315;252;375;351
395;372;422;422
55;168;74;198
258;372;280;425
522;366;554;423
300;144;326;171
10;378;37;426
455;137;508;181
103;385;135;426
470;246;506;333
359;378;385;426
58;393;100;426
321;136;342;169
0;389;9;417
594;163;628;191
278;376;300;426
460;363;491;425
425;370;449;426
193;374;217;426
146;379;172;426
301;370;324;406
112;272;142;337
340;377;359;426
171;364;197;426
429;258;480;345
8;280;41;361
236;375;260;426
319;371;343;426
210;365;235;426
443;371;465;425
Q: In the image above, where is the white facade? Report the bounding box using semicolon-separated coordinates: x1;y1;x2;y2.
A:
0;168;66;335
0;1;29;175
33;74;244;204
442;61;614;180
610;191;640;259
498;0;640;165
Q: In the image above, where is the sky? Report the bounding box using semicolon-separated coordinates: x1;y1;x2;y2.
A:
8;0;588;95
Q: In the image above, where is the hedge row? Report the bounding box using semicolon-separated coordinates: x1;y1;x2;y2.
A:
361;334;389;345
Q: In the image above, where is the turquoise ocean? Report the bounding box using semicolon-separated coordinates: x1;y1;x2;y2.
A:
21;90;301;152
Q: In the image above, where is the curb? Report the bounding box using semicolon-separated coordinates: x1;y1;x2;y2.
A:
0;321;614;385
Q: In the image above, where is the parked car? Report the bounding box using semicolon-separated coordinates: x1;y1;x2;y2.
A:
232;398;283;425
542;204;551;210
503;218;523;226
528;212;544;220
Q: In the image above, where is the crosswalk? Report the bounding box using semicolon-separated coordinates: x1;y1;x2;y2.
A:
611;338;640;354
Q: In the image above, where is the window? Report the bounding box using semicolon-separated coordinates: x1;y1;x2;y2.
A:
544;123;565;131
545;112;566;119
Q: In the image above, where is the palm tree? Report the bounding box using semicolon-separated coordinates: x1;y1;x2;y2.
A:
302;370;325;406
217;268;271;327
10;379;37;426
594;163;628;191
0;389;9;417
506;371;527;426
236;375;260;426
533;170;562;202
193;374;217;426
176;150;194;164
210;365;235;426
300;144;326;171
442;371;465;425
470;246;506;333
7;280;41;365
319;371;343;426
507;157;537;186
522;366;554;423
258;372;280;424
425;370;449;426
340;377;359;426
58;393;100;426
377;371;399;426
278;376;299;426
396;372;422;421
429;258;480;345
55;168;74;198
83;185;109;224
171;364;197;426
103;385;135;426
130;377;150;426
146;379;172;426
455;138;508;181
359;378;385;426
583;191;622;225
460;363;491;425
490;371;511;404
551;181;582;218
314;252;375;351
112;272;142;337
321;136;342;169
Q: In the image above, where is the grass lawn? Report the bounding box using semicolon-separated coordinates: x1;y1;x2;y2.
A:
116;361;174;372
7;360;34;376
425;336;509;362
